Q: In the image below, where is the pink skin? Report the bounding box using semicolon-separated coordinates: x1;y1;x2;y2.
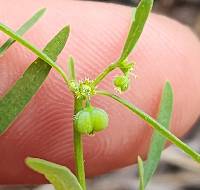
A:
0;0;200;184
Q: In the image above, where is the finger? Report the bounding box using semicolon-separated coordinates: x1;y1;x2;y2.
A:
0;0;200;184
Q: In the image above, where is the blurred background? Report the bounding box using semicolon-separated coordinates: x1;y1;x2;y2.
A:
99;0;200;38
1;0;200;190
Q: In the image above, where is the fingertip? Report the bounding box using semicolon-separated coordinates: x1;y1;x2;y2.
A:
1;0;200;182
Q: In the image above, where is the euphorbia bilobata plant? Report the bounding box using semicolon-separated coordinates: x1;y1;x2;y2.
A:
0;0;199;190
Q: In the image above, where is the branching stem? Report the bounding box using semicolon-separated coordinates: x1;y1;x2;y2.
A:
92;62;118;87
68;58;86;190
96;90;200;163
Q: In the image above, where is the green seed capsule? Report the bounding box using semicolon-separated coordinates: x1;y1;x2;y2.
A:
114;75;130;92
75;106;109;135
75;108;93;135
91;108;109;132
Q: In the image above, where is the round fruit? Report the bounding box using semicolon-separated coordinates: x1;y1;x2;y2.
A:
91;108;109;132
75;108;93;135
75;106;109;135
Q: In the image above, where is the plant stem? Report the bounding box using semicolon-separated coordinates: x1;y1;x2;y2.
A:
73;98;86;190
97;90;200;163
69;58;86;190
0;23;69;84
92;62;118;87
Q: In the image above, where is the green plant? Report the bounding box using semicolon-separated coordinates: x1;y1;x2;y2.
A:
0;0;199;190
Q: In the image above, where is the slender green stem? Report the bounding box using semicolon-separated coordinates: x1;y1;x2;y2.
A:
69;58;86;190
96;90;200;163
92;62;118;87
73;98;86;190
0;23;68;84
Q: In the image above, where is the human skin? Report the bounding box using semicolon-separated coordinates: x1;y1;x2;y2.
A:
0;0;200;184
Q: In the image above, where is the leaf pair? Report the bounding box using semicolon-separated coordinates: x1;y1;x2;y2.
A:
0;25;69;133
0;7;83;190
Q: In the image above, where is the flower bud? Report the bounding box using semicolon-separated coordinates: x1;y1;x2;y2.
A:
118;60;135;75
113;75;130;92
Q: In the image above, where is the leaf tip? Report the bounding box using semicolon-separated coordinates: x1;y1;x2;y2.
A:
64;25;70;33
25;157;35;167
61;25;70;39
68;55;74;62
164;81;173;97
25;157;42;171
137;156;142;163
38;8;47;15
165;80;172;88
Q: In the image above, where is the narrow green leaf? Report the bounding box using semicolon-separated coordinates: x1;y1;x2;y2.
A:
119;0;153;62
143;81;173;187
0;26;70;134
0;8;46;56
68;56;76;81
138;156;144;190
26;157;83;190
97;90;200;163
0;22;68;82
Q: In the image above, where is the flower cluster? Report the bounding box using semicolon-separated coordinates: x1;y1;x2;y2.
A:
113;60;135;93
69;78;96;99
